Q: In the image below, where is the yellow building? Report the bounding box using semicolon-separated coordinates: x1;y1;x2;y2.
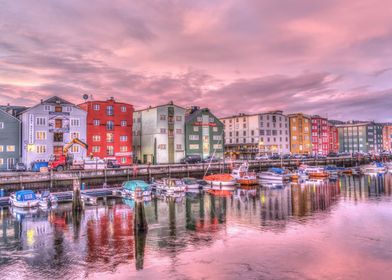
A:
288;113;311;154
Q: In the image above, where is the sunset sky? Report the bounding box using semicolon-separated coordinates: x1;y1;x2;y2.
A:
1;0;392;121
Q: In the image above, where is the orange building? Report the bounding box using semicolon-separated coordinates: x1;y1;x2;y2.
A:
382;125;392;152
288;113;311;154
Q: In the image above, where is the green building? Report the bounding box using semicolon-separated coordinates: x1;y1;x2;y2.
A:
184;107;224;159
337;122;383;154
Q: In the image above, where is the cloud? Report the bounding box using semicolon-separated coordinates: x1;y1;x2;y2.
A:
1;0;392;121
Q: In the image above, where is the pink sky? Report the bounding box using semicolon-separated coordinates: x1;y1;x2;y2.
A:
1;0;392;121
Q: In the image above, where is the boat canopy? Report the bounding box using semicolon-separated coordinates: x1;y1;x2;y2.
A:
375;162;385;168
122;180;150;191
183;178;197;185
269;167;285;174
15;190;37;201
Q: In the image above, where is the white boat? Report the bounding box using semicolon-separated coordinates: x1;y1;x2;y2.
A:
153;178;186;193
121;180;152;199
258;167;290;182
361;162;387;174
300;165;329;178
231;162;258;185
182;177;201;190
81;194;98;206
38;191;58;208
10;190;40;208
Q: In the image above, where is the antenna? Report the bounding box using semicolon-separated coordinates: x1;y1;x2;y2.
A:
82;94;89;101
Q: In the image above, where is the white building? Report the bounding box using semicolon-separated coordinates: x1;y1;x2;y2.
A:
259;111;290;155
19;96;87;168
220;111;290;159
133;102;185;164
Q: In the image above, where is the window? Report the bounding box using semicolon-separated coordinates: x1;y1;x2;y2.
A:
106;106;114;116
121;120;127;127
71;118;80;127
160;128;167;134
160;115;166;121
0;146;3;152
213;135;222;141
213;144;222;149
197;117;202;122
107;146;114;156
44;105;51;111
64;106;72;112
55;119;62;129
36;117;46;126
120;146;128;152
93;119;100;126
71;132;80;139
121;157;127;164
36;145;46;154
121;106;127;112
6;145;15;152
213;127;218;132
158;144;167;150
55;106;62;113
93;135;101;142
54;133;63;142
193;126;199;132
189;144;199;149
176;116;182;121
71;145;79;153
106;121;114;130
92;146;100;153
0;159;3;165
106;133;114;142
93;104;100;111
36;131;46;140
292;136;297;141
176;144;182;150
120;135;128;142
189;135;199;141
176;128;182;134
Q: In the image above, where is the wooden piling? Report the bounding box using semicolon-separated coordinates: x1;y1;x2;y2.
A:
72;178;83;212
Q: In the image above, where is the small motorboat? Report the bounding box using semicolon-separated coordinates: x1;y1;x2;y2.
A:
182;177;201;190
121;180;152;199
258;167;291;182
203;173;236;186
9;190;39;208
302;165;329;179
361;162;387;174
81;194;98;206
231;162;258;185
153;178;186;194
38;191;58;208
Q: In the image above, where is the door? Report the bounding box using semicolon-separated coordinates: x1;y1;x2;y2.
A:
7;158;15;170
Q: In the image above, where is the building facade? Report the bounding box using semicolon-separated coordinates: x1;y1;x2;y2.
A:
310;115;329;155
0;109;21;170
337;122;383;154
382;125;392;152
19;96;87;168
288;113;312;154
133;102;186;164
79;97;134;165
184;107;224;159
328;123;339;153
221;113;260;159
259;111;290;155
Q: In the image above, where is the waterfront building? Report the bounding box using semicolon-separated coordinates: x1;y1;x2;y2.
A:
259;111;290;155
337;122;383;154
184;107;224;159
0;108;21;170
19;96;87;168
220;113;260;159
310;115;329;156
328;123;339;153
79;97;134;165
382;125;392;152
133;102;186;164
288;113;312;154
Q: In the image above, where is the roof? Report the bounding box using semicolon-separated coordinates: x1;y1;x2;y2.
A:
185;108;224;126
0;108;22;123
18;96;83;115
220;113;260;120
134;101;186;112
287;113;311;119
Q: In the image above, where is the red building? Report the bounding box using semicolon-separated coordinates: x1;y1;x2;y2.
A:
328;123;339;153
311;115;329;155
79;97;134;165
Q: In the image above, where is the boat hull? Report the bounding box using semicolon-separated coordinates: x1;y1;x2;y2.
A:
10;199;39;208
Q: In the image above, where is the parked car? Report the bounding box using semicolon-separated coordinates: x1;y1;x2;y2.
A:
327;152;338;157
14;162;27;172
202;156;220;163
107;159;121;168
180;155;202;164
255;155;269;160
269;154;281;160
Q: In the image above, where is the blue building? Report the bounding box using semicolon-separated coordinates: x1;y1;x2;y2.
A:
0;108;22;170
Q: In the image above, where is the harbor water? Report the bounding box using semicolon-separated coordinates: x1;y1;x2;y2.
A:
1;174;392;279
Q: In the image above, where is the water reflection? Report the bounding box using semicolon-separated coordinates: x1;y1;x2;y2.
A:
1;174;392;279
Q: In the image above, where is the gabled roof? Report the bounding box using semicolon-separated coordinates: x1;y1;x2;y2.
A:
18;96;82;115
185;108;224;126
0;108;21;123
134;101;186;112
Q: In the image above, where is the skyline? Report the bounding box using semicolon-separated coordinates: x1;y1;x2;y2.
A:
1;0;392;121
